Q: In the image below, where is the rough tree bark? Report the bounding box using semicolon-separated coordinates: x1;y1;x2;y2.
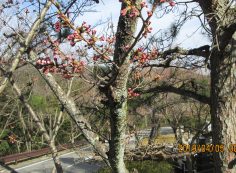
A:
210;32;236;173
42;73;108;163
99;1;140;172
106;60;131;173
27;50;109;165
197;0;236;172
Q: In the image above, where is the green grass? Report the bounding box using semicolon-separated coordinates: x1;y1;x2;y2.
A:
98;160;173;173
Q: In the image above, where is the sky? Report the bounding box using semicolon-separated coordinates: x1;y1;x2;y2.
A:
0;0;211;49
0;0;211;75
73;0;211;49
71;0;211;75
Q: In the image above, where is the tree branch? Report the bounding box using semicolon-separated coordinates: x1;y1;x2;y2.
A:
158;45;211;59
138;84;210;105
27;50;109;164
0;1;52;94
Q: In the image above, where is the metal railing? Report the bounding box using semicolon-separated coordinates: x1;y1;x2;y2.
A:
0;141;86;164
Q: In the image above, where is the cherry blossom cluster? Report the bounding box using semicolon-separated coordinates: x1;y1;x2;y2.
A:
67;31;81;46
131;47;158;65
39;37;85;78
64;21;97;47
143;21;152;38
119;0;175;19
36;56;85;79
54;20;61;32
128;88;140;98
91;36;115;61
54;14;99;47
120;0;148;18
121;5;140;18
65;21;116;58
53;11;116;62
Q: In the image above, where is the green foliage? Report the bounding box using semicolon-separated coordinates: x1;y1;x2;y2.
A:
56;119;72;144
128;93;155;111
0;129;10;139
29;95;46;111
198;78;210;97
98;161;173;173
0;130;18;156
0;141;10;156
181;115;207;132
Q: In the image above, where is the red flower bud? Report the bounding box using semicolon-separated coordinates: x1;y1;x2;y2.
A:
140;1;147;8
169;1;175;6
99;36;105;41
121;8;128;16
147;11;152;17
54;21;61;32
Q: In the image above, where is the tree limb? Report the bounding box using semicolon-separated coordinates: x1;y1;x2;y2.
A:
138;84;210;105
0;1;52;94
158;45;211;59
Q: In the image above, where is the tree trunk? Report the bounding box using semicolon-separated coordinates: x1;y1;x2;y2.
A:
50;141;63;173
106;59;130;173
172;127;178;141
197;1;236;172
149;126;158;145
103;0;140;171
109;96;129;173
210;32;236;173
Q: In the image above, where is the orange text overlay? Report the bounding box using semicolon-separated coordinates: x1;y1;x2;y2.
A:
178;144;236;153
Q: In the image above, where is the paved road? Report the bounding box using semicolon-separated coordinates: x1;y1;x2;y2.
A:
2;127;174;173
14;146;104;173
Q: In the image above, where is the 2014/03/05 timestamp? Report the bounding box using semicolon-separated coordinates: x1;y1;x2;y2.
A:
178;144;236;153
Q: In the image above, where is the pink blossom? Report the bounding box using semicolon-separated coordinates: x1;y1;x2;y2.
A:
121;8;128;16
67;34;74;41
140;1;147;8
124;45;130;51
99;36;105;41
43;39;48;44
93;55;99;61
129;7;139;18
43;67;50;74
70;41;76;46
54;21;61;32
147;27;152;33
92;29;96;35
138;47;144;52
80;61;85;66
169;1;175;6
36;59;42;65
147;11;152;17
53;40;60;46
